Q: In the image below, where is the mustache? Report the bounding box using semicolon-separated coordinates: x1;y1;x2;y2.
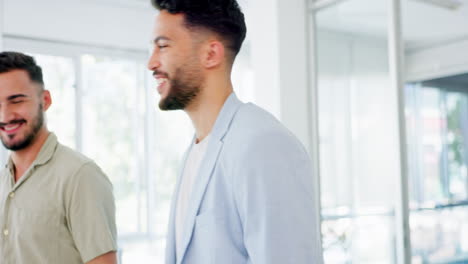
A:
0;119;26;127
152;71;169;78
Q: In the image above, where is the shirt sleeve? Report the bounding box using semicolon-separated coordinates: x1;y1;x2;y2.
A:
233;131;322;264
65;162;118;263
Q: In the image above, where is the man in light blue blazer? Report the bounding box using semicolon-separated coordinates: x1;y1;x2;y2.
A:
147;0;322;263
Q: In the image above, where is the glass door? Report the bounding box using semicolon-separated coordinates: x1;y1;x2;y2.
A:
312;0;468;263
310;0;409;263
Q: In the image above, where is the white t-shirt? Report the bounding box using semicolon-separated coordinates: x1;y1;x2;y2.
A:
175;134;211;259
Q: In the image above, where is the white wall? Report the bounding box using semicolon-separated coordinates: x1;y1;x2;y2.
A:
406;39;468;82
247;0;281;119
248;0;311;150
3;0;154;51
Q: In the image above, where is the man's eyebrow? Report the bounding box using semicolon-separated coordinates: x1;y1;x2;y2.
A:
7;94;28;101
153;36;171;44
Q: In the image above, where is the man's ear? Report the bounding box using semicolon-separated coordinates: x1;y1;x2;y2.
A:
202;40;225;69
42;90;52;111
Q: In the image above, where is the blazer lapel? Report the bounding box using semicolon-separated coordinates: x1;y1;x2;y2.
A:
177;93;243;263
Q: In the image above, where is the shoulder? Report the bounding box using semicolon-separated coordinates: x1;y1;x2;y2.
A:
52;146;113;203
51;144;108;184
225;103;309;160
231;103;281;131
220;104;315;202
53;144;94;169
216;103;311;189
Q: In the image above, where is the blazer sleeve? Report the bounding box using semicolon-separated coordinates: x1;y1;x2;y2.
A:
233;130;321;264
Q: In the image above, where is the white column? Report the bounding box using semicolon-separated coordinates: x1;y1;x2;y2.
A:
249;0;311;151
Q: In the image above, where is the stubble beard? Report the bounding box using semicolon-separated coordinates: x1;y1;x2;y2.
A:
1;104;45;151
159;61;203;111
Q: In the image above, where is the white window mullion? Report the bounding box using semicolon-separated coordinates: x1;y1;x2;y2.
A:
74;55;83;152
307;1;325;263
145;70;156;237
388;0;412;263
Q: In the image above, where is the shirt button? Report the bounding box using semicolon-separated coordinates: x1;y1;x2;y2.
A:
9;192;15;199
3;229;9;236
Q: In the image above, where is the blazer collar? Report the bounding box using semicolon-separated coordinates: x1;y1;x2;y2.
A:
208;92;243;142
175;92;243;263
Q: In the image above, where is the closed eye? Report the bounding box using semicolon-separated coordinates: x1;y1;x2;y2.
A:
7;94;28;102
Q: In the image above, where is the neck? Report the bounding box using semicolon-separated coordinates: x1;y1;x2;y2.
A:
185;77;233;142
11;128;50;181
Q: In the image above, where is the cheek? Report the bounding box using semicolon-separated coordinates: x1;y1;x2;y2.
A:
163;50;187;71
9;105;28;116
20;103;40;120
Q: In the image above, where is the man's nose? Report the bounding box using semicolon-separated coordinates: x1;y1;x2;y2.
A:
147;50;161;71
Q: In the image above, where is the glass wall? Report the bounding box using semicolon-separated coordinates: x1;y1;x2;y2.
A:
314;0;402;263
402;0;468;262
406;76;468;263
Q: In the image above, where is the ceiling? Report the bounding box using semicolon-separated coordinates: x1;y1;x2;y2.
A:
85;0;151;9
79;0;467;51
89;0;251;10
316;0;468;50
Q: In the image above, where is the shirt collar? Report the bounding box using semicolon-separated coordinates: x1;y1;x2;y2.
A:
6;132;59;171
33;132;59;166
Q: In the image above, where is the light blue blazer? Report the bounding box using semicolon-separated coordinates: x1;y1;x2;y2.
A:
165;93;322;264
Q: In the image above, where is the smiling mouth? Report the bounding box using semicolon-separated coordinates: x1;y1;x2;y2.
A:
156;78;169;93
0;121;25;134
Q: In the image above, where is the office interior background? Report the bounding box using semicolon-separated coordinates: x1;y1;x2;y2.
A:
1;0;468;263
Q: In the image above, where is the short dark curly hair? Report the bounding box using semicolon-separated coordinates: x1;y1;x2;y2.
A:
0;51;44;86
152;0;246;58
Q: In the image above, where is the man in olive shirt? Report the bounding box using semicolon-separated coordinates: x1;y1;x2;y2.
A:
0;51;118;264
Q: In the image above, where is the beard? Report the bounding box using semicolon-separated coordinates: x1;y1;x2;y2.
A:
1;104;45;151
158;60;203;111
